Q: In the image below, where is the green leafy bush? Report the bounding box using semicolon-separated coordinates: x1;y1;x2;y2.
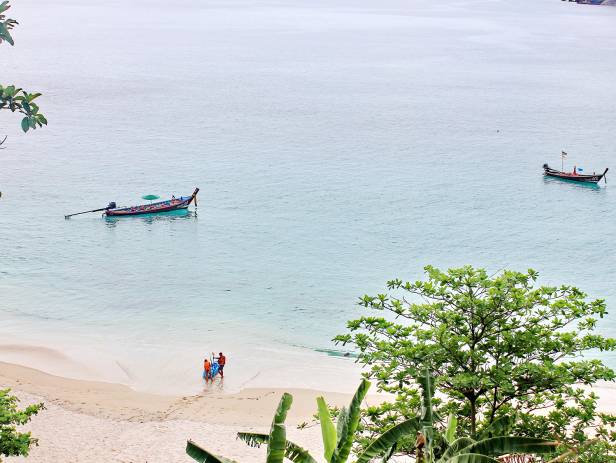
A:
0;388;44;461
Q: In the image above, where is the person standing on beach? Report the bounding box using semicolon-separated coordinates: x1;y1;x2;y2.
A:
203;358;212;383
214;352;226;378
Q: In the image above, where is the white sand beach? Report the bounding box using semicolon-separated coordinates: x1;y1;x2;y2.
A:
0;360;365;463
2;349;616;463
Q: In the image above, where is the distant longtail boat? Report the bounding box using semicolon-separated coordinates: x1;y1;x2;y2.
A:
543;164;608;184
106;188;199;217
65;188;199;219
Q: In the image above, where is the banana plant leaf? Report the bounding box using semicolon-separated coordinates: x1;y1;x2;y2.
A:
445;453;500;463
237;432;269;448
444;414;458;445
437;437;476;462
381;443;397;463
267;393;293;463
417;369;435;426
317;396;337;462
186;440;239;463
460;437;558;456
336;406;349;446
355;417;421;463
417;369;436;461
237;432;318;463
284;440;319;463
332;379;371;463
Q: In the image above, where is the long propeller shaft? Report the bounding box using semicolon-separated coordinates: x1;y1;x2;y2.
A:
64;207;108;219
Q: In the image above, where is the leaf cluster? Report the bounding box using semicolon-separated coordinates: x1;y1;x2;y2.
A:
1;1;47;134
0;85;47;132
0;388;44;461
0;1;17;46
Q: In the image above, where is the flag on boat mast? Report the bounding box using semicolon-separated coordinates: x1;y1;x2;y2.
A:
561;150;567;170
561;150;567;158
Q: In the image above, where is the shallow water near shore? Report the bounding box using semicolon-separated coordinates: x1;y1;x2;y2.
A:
1;0;616;393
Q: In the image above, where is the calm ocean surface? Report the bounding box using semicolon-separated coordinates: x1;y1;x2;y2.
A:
1;0;615;393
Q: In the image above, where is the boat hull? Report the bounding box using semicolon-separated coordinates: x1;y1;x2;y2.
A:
543;165;607;184
105;202;190;216
105;188;199;217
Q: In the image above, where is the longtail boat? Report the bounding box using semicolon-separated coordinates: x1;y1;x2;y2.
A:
65;188;199;219
106;188;199;217
543;164;608;184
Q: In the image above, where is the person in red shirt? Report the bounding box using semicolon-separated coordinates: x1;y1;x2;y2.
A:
214;352;226;378
203;358;212;383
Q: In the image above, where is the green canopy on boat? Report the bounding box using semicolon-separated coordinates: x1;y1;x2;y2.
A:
142;194;160;201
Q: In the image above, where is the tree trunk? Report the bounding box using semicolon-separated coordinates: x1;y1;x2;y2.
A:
470;398;477;436
415;433;426;463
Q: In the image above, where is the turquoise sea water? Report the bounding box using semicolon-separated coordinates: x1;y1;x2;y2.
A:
1;0;616;393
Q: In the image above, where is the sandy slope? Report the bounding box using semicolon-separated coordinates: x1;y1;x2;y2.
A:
0;361;370;463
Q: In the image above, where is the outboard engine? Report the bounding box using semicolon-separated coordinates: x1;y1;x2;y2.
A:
542;163;549;170
106;201;117;210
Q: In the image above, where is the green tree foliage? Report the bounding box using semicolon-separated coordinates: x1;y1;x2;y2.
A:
335;266;616;460
0;1;47;137
0;388;44;461
354;370;557;463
